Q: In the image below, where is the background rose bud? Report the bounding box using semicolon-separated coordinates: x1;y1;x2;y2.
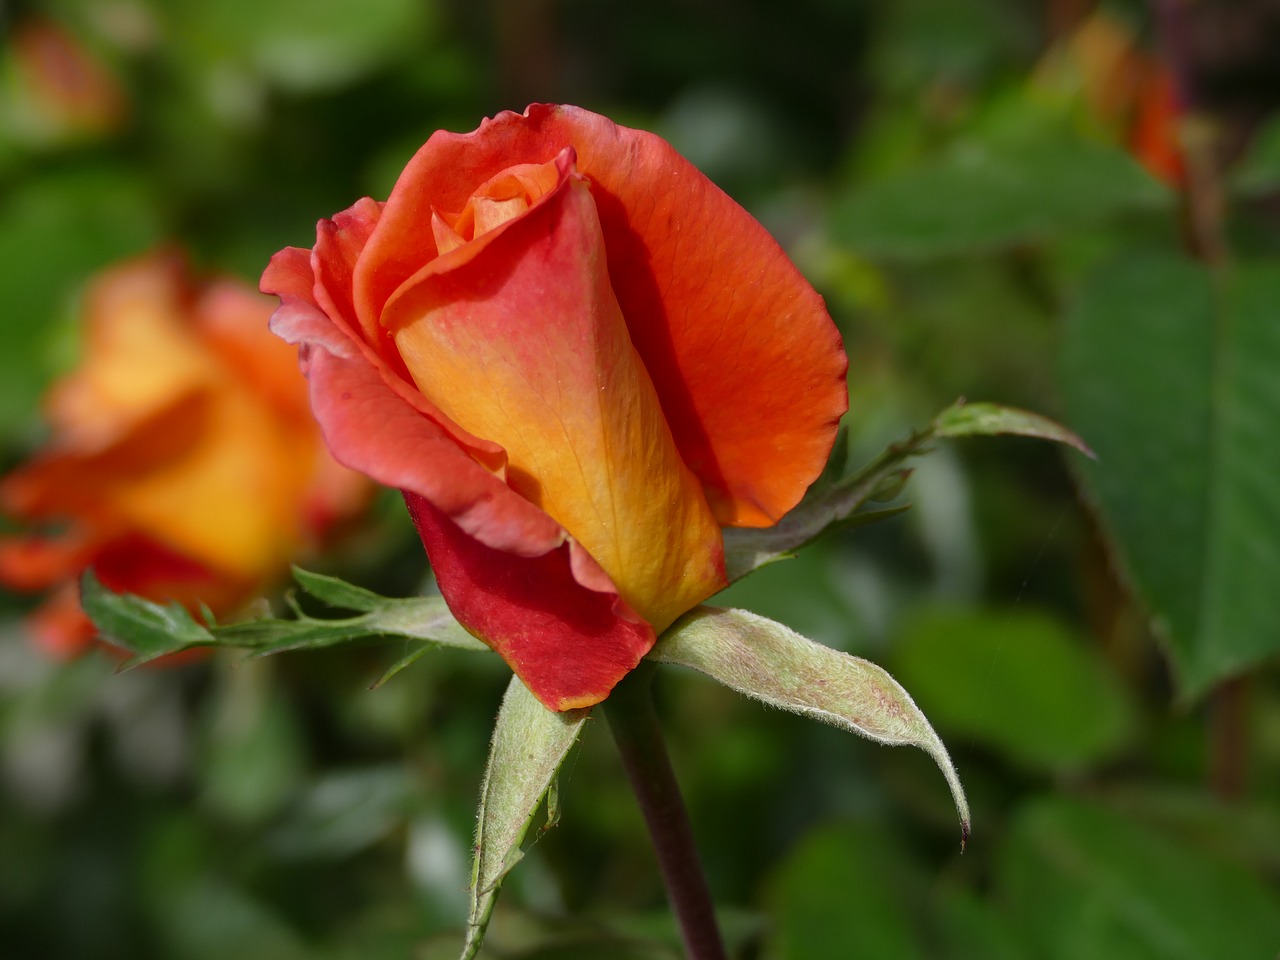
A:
262;103;848;710
1;16;128;147
0;252;368;659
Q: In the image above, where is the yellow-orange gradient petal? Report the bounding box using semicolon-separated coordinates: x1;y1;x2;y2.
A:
382;156;726;631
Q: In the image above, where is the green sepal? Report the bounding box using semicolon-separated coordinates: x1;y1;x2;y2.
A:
723;399;1089;582
650;605;971;843
463;676;589;960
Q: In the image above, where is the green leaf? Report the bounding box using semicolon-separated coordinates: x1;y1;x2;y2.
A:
80;570;216;664
265;767;413;859
931;401;1093;455
464;677;589;960
934;885;1027;960
831;135;1169;260
370;644;435;689
200;659;307;824
289;566;390;612
80;568;486;667
892;608;1135;770
998;797;1280;960
150;875;311;960
723;400;1087;581
1060;253;1280;697
651;606;969;840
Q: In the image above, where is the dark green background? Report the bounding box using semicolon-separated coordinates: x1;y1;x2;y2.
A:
2;0;1279;957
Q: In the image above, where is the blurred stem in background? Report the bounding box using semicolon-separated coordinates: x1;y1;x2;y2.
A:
1149;0;1245;801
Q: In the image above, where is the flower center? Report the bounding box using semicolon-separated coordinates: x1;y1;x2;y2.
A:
431;160;562;256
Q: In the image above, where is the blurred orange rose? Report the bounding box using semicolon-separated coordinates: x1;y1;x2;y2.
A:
0;253;367;659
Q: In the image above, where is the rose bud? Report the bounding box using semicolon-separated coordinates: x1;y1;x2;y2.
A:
262;104;847;710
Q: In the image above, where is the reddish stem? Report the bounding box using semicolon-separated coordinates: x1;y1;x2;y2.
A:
604;665;728;960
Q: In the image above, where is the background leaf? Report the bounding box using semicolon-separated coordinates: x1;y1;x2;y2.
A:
830;134;1169;259
764;821;927;960
997;797;1280;960
1061;253;1280;697
891;607;1136;770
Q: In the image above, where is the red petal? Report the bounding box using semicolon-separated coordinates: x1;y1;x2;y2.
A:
404;492;652;710
356;104;847;527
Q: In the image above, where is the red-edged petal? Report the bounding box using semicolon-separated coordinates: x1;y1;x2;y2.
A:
310;198;409;376
355;104;848;528
404;492;652;710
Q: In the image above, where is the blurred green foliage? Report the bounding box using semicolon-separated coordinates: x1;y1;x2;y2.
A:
3;0;1280;958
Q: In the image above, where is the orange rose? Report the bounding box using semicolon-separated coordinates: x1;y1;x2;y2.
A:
0;253;367;658
262;105;847;710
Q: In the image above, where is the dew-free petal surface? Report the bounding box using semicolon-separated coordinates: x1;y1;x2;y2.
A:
384;156;725;630
355;104;847;528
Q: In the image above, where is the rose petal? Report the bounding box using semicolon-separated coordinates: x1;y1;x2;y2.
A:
193;278;313;424
0;531;100;591
302;344;564;557
404;492;653;710
9;254;324;581
311;197;406;374
383;151;725;631
355;104;848;528
45;254;217;448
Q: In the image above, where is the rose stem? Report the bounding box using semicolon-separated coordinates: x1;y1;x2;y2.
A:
603;663;729;960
